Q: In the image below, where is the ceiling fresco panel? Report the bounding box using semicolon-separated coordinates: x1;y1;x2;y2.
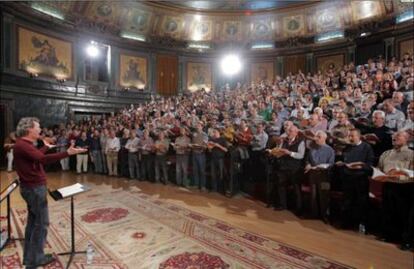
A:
188;20;213;41
315;7;342;33
160;15;185;39
351;1;382;22
35;1;73;13
84;1;123;26
123;8;152;34
159;0;310;11
252;19;273;40
282;15;305;38
221;21;243;41
12;1;409;48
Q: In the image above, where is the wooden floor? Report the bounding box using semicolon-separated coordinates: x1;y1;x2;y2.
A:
1;171;413;269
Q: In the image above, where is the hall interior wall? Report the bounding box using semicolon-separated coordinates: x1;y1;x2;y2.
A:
1;9;413;133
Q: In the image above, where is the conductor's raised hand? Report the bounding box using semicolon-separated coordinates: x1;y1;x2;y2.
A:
67;144;88;155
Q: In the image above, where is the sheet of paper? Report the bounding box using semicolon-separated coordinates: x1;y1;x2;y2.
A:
372;167;386;178
400;168;414;178
316;164;330;169
58;183;85;198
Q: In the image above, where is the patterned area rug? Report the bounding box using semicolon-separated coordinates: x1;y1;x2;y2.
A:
1;187;352;269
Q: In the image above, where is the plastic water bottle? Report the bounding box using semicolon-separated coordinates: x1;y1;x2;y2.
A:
86;241;94;265
359;223;366;235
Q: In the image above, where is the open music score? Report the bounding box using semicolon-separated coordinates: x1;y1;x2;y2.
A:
372;167;414;183
49;183;89;200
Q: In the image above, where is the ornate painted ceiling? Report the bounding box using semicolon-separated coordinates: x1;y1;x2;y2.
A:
14;1;414;48
157;1;312;12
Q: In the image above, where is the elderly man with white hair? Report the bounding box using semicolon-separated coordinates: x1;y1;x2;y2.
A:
378;131;413;173
271;125;305;213
304;130;335;219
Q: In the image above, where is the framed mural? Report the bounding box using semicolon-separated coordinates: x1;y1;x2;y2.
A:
119;54;147;90
187;62;212;92
17;26;73;80
251;62;274;84
316;54;345;73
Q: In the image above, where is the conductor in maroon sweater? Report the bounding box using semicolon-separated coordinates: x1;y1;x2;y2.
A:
13;117;86;268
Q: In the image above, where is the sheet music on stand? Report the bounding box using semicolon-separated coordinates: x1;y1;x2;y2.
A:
48;182;90;268
49;183;90;200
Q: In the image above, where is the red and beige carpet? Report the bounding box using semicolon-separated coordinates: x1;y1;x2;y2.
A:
1;187;352;268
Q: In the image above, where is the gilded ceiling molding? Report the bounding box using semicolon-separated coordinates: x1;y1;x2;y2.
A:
4;1;412;48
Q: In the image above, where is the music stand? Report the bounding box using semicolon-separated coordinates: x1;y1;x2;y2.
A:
0;179;24;251
49;183;90;269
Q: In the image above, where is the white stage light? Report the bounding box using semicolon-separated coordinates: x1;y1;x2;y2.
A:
220;54;242;76
86;42;99;58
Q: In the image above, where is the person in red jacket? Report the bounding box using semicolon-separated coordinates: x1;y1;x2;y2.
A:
13;117;86;268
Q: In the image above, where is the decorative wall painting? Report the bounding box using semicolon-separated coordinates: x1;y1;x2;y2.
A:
18;27;72;80
187;62;212;92
119;54;147;90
